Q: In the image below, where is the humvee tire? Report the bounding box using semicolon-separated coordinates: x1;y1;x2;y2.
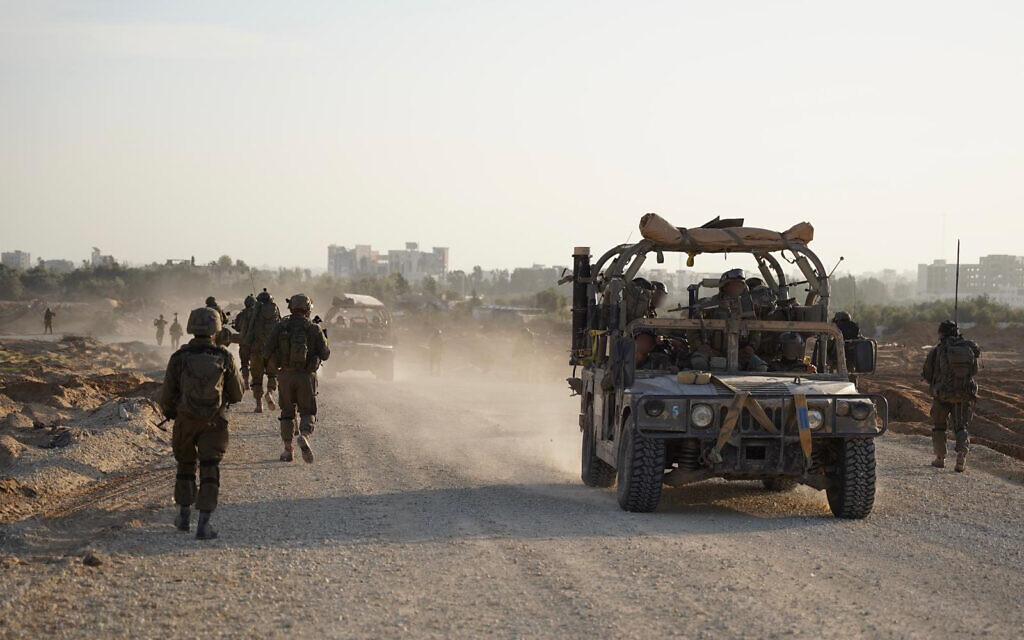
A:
762;478;799;492
826;438;876;519
581;400;615;488
616;416;665;512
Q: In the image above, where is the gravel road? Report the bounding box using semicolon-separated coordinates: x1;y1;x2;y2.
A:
2;374;1023;639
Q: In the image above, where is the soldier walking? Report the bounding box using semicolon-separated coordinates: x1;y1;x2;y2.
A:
922;320;981;472
205;296;233;347
245;289;281;413
169;313;183;349
232;294;256;392
43;307;55;335
154;314;168;346
158;307;243;539
264;293;330;463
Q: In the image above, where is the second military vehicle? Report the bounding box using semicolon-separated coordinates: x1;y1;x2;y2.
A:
324;294;395;381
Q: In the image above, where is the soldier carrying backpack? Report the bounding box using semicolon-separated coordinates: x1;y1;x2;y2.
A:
232;294;257;392
244;288;281;414
262;293;330;464
159;307;244;540
921;320;981;472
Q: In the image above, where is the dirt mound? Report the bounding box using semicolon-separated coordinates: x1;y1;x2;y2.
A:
0;337;172;523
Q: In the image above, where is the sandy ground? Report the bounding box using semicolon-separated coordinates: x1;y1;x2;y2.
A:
1;373;1023;639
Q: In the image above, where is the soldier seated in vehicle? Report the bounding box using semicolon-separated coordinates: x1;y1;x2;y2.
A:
689;270;768;371
649;281;669;318
768;332;817;373
635;328;677;372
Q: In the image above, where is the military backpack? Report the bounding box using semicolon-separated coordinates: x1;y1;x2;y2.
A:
180;348;228;420
276;318;310;371
248;301;281;343
934;337;979;402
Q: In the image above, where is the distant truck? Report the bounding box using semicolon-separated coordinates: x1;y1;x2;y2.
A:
566;215;887;518
324;294;395;381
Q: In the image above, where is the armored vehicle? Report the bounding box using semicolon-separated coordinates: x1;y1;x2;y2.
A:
324;294;395;381
566;214;887;518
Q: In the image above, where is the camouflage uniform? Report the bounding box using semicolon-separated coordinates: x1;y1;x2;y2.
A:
205;297;232;347
263;294;330;462
922;322;981;472
232;295;256;389
244;291;281;411
159;308;243;539
169;315;183;349
154;315;167;346
43;308;55;334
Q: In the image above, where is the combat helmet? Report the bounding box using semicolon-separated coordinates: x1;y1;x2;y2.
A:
205;296;218;307
287;293;313;313
244;294;256;308
719;268;745;288
833;310;852;323
256;288;272;304
939;320;959;337
187;307;222;337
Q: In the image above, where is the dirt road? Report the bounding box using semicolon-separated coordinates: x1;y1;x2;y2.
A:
2;374;1023;639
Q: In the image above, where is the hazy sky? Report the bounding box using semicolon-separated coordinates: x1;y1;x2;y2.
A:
2;1;1022;273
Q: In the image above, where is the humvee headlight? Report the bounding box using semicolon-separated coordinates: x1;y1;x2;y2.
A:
644;399;665;418
836;401;851;417
807;409;825;430
850;401;874;421
690;404;714;428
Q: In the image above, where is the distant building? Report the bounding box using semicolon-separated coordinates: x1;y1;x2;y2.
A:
1;250;32;271
327;242;449;282
41;259;75;274
91;247;116;268
918;254;1024;306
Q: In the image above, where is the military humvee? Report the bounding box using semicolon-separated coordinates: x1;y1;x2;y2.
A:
566;215;887;518
324;294;395;381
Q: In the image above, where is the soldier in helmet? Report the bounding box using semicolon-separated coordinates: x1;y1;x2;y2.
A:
205;296;232;347
264;293;330;463
245;288;281;413
690;269;767;372
43;307;55;335
169;313;183;349
768;332;817;373
232;294;257;392
153;314;168;346
922;320;981;472
158;307;243;540
832;310;861;341
649;281;669;318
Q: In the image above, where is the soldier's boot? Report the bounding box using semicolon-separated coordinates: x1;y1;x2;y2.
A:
195;511;218;540
297;434;314;464
930;432;946;468
265;391;278;411
241;370;250;392
174;506;191;532
955;450;968;473
280;441;294;462
255;394;263;414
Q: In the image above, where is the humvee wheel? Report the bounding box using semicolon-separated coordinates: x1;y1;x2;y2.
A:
615;416;665;512
761;478;799;492
581;400;615;488
826;438;876;519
